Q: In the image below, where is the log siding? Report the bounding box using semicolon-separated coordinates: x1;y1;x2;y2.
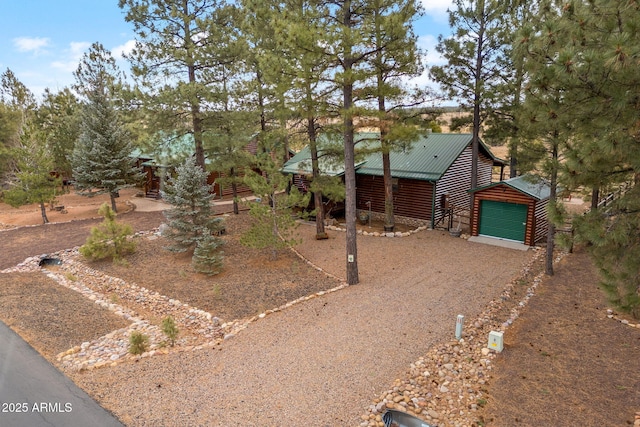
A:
208;171;253;198
533;198;549;244
356;175;434;221
434;146;494;225
470;184;549;246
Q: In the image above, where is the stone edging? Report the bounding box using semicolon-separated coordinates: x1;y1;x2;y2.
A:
359;247;556;427
1;230;350;372
325;224;429;237
607;310;640;330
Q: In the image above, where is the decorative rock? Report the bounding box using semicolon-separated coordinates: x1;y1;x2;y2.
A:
357;249;556;427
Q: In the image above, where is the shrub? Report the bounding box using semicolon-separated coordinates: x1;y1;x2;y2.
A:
128;331;149;355
161;316;179;347
79;203;135;263
192;234;224;275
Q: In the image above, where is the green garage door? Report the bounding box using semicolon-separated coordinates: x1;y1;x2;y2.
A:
479;200;527;242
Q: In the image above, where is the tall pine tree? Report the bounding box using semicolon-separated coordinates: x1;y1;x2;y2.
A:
119;0;238;170
363;0;424;231
430;0;510;212
71;43;141;213
522;0;640;314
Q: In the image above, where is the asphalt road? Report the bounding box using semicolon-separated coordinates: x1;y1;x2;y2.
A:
0;321;124;427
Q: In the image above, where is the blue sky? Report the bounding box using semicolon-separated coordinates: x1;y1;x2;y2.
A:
0;0;454;100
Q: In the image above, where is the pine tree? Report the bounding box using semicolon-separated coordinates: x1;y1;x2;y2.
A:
514;2;578;276
430;0;510;211
241;136;309;259
206;117;255;215
261;0;337;239
483;0;536;178
71;43;141;213
320;0;424;284
205;63;256;216
362;0;425;231
161;157;225;263
79;203;136;263
521;0;640;315
3;123;60;224
119;0;239;170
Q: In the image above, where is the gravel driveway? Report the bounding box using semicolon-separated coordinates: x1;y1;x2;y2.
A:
70;225;533;426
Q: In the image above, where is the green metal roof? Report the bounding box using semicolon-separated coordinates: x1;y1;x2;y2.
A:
281;145;347;176
132;132;196;167
281;133;376;176
471;174;551;200
358;133;479;181
282;132;502;181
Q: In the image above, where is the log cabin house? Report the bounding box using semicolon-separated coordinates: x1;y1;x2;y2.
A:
133;133;262;199
282;132;506;228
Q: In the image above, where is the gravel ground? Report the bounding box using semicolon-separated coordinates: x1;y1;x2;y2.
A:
69;224;533;427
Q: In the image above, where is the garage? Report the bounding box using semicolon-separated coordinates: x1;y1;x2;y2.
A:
479;200;528;242
470;175;551;247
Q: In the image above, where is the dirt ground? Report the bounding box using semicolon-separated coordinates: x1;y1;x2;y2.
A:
1;190;639;426
86;214;341;322
478;247;640;427
0;187;141;228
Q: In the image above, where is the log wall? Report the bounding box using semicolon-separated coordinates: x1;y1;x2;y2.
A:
470;185;540;246
356;175;434;221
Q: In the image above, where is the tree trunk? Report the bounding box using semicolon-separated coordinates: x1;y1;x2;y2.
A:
308;116;326;239
190;74;205;170
470;3;486;213
39;202;49;224
591;186;599;210
231;167;239;215
378;84;393;231
343;0;358;285
375;8;394;233
546;142;559;276
509;146;518;178
110;192;118;213
382;150;394;231
182;2;205;170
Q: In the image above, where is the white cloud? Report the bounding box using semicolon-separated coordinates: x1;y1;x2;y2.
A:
421;0;454;21
69;41;91;56
13;37;51;54
51;41;91;72
112;40;136;59
418;34;445;67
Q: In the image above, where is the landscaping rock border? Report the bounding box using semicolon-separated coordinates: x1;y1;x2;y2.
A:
1;230;351;372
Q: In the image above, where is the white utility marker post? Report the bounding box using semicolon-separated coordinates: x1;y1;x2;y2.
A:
488;330;504;352
455;314;464;340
